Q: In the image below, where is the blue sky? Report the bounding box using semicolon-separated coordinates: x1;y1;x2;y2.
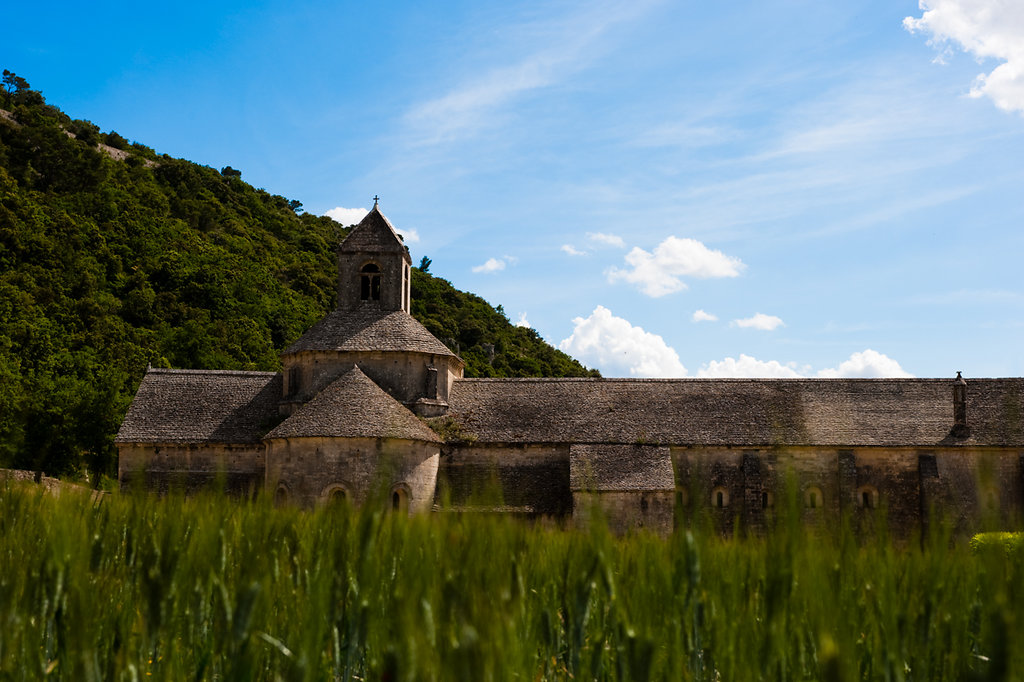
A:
5;0;1023;378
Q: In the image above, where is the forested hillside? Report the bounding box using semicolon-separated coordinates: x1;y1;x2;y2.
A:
0;71;596;481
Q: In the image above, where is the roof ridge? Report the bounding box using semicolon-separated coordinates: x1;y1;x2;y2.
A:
146;368;280;377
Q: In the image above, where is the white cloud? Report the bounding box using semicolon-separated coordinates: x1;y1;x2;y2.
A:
694;350;913;378
816;349;914;378
905;0;1024;114
697;355;805;378
472;257;507;274
324;206;368;225
561;244;588;256
515;312;531;328
606;236;745;297
692;309;718;322
396;227;420;244
732;313;784;331
559;306;687;377
586;232;626;248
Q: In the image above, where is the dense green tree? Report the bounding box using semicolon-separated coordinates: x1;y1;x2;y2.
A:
0;73;596;481
1;70;30;104
411;270;598;379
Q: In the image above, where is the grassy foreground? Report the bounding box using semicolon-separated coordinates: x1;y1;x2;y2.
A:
1;485;1021;681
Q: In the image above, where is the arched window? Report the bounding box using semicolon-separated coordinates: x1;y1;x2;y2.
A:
712;487;729;508
274;485;289;507
857;486;879;509
322;484;349;508
761;490;774;509
360;263;381;301
391;485;409;514
804;486;823;509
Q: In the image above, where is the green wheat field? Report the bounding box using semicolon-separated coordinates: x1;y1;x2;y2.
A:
1;482;1021;681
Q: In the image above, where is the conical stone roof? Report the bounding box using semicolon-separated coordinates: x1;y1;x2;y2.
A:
282;307;457;358
265;366;441;443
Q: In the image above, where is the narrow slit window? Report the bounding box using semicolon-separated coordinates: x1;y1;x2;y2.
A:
857;486;878;509
712;487;729;508
804;486;824;509
391;486;409;513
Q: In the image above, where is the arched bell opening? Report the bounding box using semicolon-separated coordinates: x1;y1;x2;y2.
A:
360;263;381;301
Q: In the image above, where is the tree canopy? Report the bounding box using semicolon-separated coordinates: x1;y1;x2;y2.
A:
0;72;596;481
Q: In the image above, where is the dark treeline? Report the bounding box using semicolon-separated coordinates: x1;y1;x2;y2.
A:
0;71;596;482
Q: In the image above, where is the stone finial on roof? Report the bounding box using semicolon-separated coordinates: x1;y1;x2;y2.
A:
953;371;968;436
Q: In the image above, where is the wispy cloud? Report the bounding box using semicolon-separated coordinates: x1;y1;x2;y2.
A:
587;232;626;248
631;121;741;149
732;313;784;331
515;312;531;328
399;1;655;143
561;244;588;256
905;0;1024;114
403;1;659;144
906;288;1024;305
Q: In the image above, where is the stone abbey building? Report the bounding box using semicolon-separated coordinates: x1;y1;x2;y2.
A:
116;206;1024;534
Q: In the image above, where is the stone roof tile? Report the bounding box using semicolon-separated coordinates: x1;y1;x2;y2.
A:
447;378;1024;448
283;307;458;358
265;366;440;442
115;369;281;444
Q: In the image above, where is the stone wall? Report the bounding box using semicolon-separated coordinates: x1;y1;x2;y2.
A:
117;443;265;496
337;252;409;313
572;491;675;535
440;444;571;516
265;436;439;513
671;445;1023;536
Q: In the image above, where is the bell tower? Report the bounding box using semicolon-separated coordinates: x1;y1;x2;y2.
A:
336;198;412;313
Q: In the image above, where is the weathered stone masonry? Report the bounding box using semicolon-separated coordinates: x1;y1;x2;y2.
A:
116;206;1024;535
